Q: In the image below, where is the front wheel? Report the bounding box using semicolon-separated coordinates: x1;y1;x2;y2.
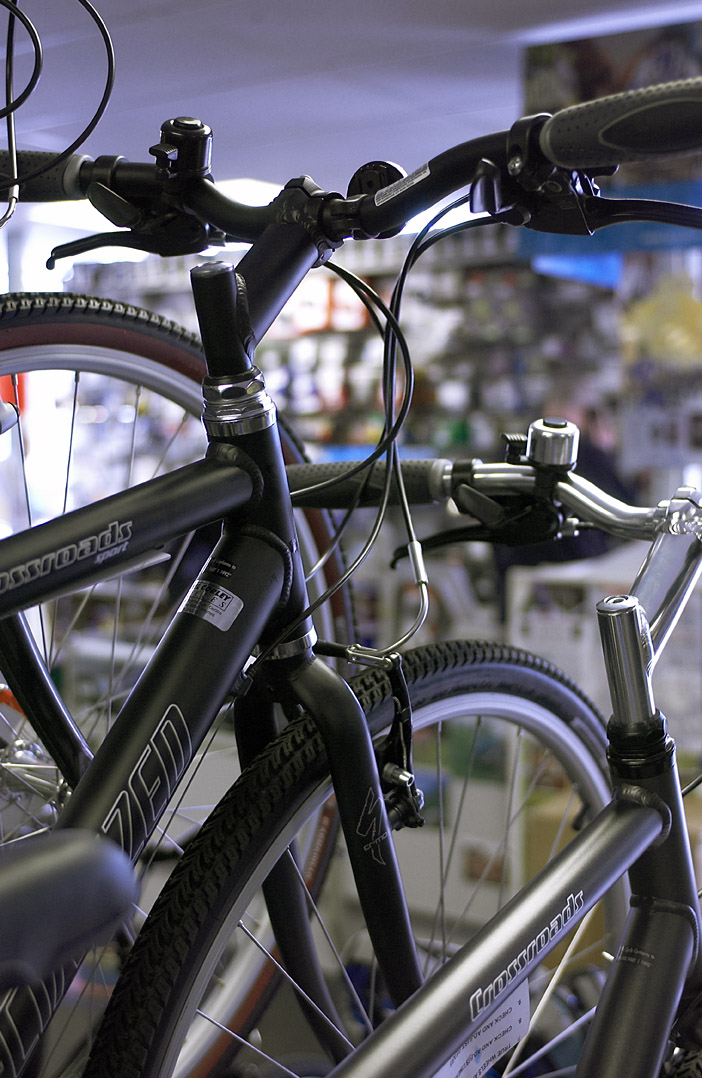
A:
0;291;351;843
0;291;353;1078
84;639;624;1078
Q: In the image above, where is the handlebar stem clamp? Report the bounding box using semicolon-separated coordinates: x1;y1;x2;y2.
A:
276;178;344;265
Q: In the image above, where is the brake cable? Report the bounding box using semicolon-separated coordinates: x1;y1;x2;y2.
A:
0;0;41;226
0;0;115;193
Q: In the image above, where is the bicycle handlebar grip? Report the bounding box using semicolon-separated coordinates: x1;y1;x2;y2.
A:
539;77;702;169
288;459;451;508
0;151;90;201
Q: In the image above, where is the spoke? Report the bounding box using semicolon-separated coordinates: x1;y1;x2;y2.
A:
47;372;81;666
286;849;374;1035
43;946;113;1077
13;372;32;528
442;714;481;882
435;721;448;964
101;531;195;695
137;713;230;879
73;532;196;726
236;919;355;1050
61;372;80;515
1;762;60;799
503;908;597;1075
499;726;524;911
444;746;558;949
48;586;97;669
423;715;482;975
147;410;191;477
505;1009;594;1077
547;786;578;861
105;384;142;728
13;375;50;661
142;824;186;858
193;1007;300;1078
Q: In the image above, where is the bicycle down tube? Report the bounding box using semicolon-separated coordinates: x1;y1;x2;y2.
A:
0;482;290;1074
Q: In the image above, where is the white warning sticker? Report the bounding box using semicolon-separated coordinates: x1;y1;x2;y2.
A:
434;978;530;1078
374;163;431;206
180;580;243;631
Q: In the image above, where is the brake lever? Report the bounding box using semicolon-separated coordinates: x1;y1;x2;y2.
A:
501;110;702;237
498;177;702;238
391;498;564;567
47;231;159;268
46;215;225;269
472;157;607;237
580;194;702;233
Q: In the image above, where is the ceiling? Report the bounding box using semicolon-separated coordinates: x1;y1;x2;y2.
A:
8;0;702;197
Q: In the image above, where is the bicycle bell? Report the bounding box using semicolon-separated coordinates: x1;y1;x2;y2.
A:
526;417;580;469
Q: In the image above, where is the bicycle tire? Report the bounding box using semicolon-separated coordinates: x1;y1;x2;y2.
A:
0;291;351;1077
0;290;349;834
84;639;623;1078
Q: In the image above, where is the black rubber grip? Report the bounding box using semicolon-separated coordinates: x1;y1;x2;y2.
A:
288;458;451;508
539;77;702;169
0;151;90;201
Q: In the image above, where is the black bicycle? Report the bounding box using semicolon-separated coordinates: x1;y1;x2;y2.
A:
1;71;702;1078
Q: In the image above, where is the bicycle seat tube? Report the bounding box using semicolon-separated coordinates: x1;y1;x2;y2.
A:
586;594;702;1077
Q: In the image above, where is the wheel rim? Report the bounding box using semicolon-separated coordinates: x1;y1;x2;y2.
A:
0;334;341;1076
148;689;620;1078
0;340;335;833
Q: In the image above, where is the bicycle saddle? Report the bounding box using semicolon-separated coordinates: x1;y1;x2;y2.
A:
0;830;138;990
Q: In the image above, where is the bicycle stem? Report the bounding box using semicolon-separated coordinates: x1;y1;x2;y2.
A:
631;488;702;660
597;596;656;729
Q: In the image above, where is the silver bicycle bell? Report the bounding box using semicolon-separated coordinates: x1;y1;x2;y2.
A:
526;417;580;469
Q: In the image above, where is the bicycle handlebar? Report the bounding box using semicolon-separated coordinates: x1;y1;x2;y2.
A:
289;457;664;541
0;151;92;202
3;77;702;245
287;459;454;508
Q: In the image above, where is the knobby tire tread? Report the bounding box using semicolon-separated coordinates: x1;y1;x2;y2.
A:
0;291;202;346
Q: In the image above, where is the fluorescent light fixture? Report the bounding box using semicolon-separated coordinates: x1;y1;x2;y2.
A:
516;3;702;44
215;177;282;204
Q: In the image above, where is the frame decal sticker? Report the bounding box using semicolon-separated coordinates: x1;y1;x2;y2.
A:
180;579;244;631
435;979;529;1078
374;163;430;205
